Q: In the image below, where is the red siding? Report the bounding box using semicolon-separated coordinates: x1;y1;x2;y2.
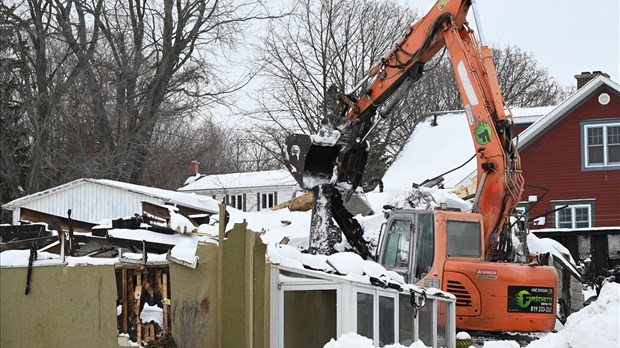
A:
514;124;530;136
520;86;620;228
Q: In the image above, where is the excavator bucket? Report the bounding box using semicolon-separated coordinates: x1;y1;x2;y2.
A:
285;132;373;259
285;131;368;192
285;131;369;192
285;133;342;190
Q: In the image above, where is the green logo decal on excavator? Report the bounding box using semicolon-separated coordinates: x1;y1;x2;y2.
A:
474;122;492;145
510;287;554;312
516;290;532;308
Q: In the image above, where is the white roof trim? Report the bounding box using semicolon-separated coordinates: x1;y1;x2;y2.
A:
517;75;620;149
178;169;298;192
1;178;90;210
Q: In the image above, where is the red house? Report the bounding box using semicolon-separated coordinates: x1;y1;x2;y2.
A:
517;72;620;274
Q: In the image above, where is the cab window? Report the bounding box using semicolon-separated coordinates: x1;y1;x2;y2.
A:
381;218;412;269
446;220;481;257
415;213;434;280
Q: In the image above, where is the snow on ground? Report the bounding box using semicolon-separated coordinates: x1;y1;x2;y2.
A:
324;332;431;348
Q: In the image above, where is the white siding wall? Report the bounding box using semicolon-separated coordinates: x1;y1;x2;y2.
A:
15;182;167;224
189;185;299;212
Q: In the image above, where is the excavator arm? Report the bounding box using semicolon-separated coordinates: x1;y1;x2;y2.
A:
285;0;523;261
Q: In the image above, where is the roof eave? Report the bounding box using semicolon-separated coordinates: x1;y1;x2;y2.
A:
518;75;620;150
1;178;91;210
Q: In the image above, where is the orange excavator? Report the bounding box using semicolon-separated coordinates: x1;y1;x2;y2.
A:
284;0;558;332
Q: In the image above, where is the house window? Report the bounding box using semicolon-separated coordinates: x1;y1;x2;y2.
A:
512;203;529;229
582;120;620;169
261;192;277;209
226;194;245;211
552;200;594;228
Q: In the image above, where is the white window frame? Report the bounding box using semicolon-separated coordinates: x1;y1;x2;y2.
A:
355;289;376;342
226;193;244;211
261;192;276;209
376;292;398;347
552;201;594;229
582;120;620;170
353;288;399;347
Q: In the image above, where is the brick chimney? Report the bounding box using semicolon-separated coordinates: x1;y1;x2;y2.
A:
574;71;610;89
187;161;200;175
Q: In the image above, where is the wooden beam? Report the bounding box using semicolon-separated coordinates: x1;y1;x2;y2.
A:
0;235;58;252
122;269;128;334
19;208;94;232
162;272;169;336
136;270;143;345
271;192;313;212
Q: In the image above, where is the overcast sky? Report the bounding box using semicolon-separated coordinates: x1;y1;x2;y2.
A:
216;0;619;124
404;0;620;87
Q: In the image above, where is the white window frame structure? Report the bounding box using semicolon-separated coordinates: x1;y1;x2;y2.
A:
270;264;456;348
552;200;594;229
581;120;620;170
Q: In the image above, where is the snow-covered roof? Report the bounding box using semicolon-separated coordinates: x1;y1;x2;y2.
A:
382;112;474;191
382;106;554;192
2;178;219;214
510;106;557;125
178;169;298;191
518;75;620;149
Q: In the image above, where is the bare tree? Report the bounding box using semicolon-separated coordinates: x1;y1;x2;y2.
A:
0;1;102;203
251;0;417;180
0;0;281;215
65;0;277;183
1;7;29;214
492;45;570;106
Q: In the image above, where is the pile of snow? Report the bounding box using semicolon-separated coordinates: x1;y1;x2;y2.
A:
527;233;580;276
266;243;453;299
0;250;62;267
525;282;620;348
167;206;197;234
140;303;164;326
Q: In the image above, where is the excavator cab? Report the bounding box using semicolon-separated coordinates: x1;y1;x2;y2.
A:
379;208;558;332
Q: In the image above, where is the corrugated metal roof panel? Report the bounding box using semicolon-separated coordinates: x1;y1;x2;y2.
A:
2;179;219;224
